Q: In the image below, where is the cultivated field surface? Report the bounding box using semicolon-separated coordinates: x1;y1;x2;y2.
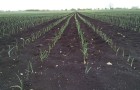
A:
0;11;140;90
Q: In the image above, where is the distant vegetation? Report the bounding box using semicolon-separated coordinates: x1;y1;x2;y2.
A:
0;7;140;12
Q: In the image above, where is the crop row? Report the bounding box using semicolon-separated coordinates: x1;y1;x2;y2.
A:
75;14;93;74
78;13;136;68
0;13;69;37
3;14;71;58
20;15;69;47
39;15;73;61
81;11;140;32
75;14;88;65
8;14;73;90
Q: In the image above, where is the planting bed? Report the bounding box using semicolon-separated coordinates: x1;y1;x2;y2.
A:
79;13;140;69
0;12;140;90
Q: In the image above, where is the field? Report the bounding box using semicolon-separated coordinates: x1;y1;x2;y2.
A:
0;10;140;90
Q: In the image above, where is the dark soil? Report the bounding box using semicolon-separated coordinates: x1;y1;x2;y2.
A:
0;16;69;60
0;15;68;90
79;13;140;70
0;13;140;90
77;15;140;90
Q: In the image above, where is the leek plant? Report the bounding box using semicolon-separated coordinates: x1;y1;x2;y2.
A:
82;12;140;32
85;62;92;74
78;14;136;68
0;13;69;37
8;45;16;57
39;49;49;62
26;61;34;80
39;15;72;62
23;16;68;46
75;14;88;64
130;58;135;67
10;74;23;90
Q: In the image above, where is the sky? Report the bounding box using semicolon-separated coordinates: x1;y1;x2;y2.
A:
0;0;140;11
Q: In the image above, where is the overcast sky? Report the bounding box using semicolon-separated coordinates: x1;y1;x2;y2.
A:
0;0;140;11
